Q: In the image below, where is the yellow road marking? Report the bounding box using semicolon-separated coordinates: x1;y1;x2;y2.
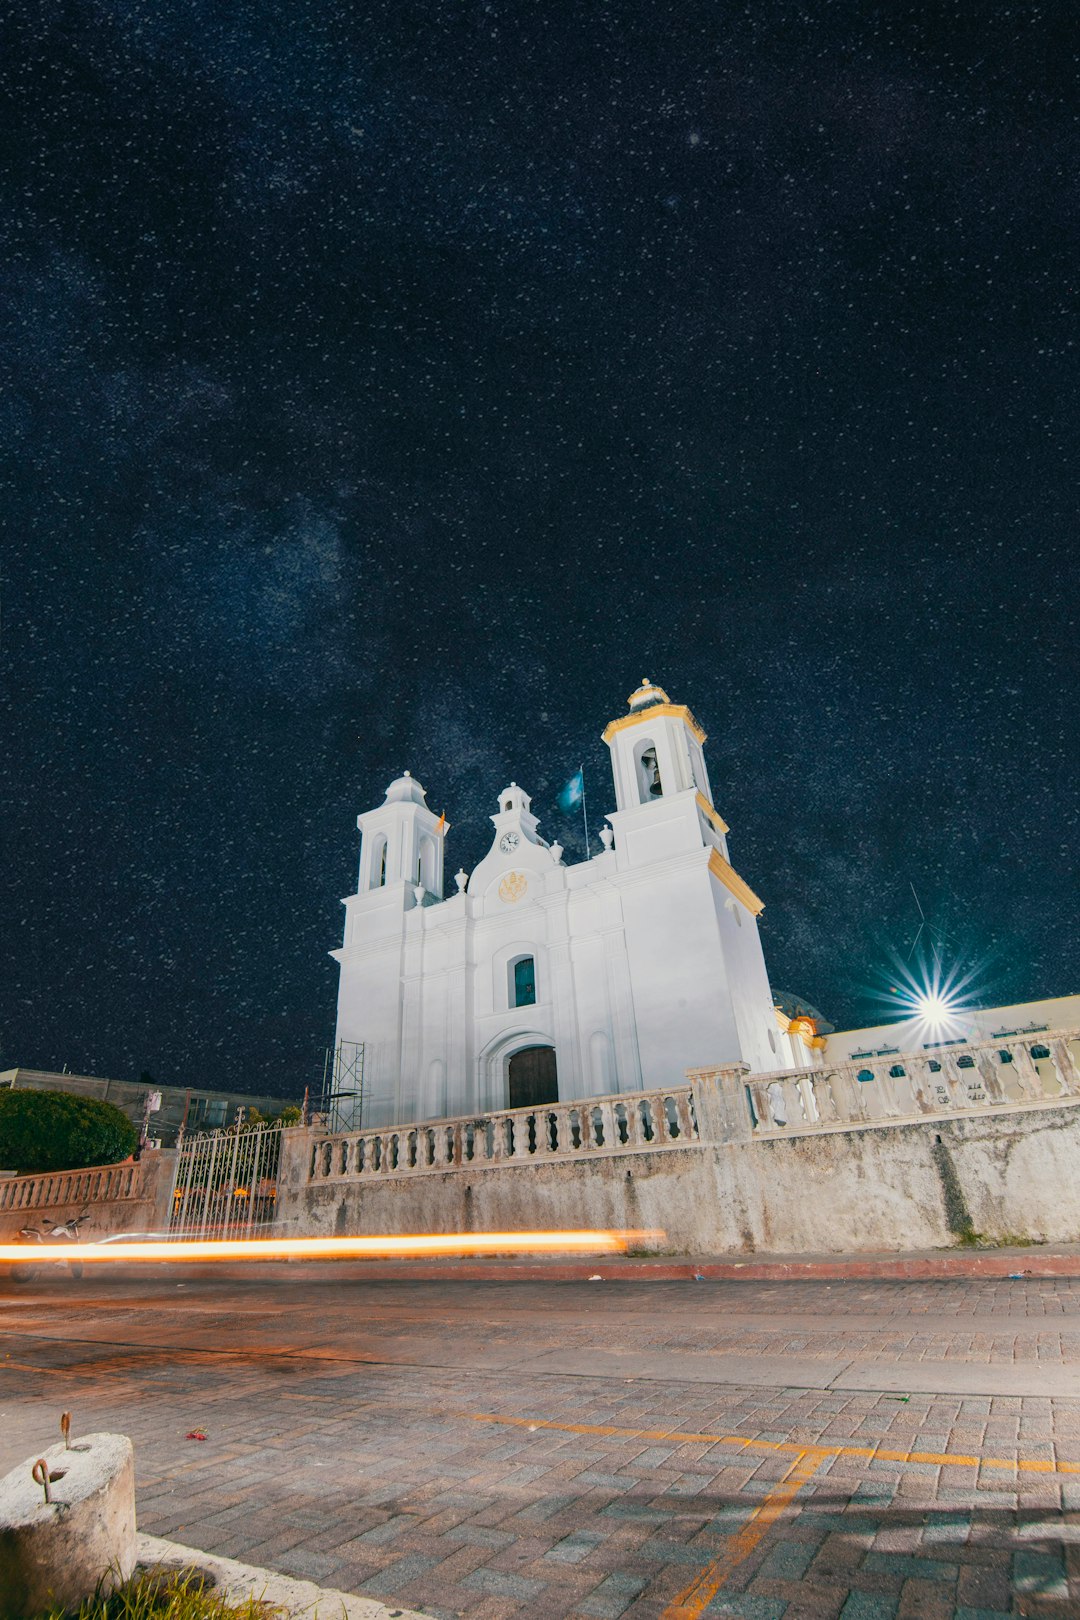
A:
662;1449;824;1619
468;1411;1080;1475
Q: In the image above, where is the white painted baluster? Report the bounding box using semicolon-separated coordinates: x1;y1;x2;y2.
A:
938;1057;973;1111
1049;1038;1078;1096
674;1091;696;1140
487;1116;502;1162
1064;1035;1080;1094
599;1100;621;1151
746;1079;772;1131
1010;1042;1044;1100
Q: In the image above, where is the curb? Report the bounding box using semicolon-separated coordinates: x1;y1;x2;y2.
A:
137;1533;425;1620
258;1247;1080;1283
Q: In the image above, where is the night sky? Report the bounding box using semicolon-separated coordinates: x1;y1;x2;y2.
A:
3;3;1077;1098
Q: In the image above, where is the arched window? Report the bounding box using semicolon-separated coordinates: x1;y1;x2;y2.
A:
511;956;536;1008
370;836;388;889
633;737;663;804
856;1069;875;1083
1031;1044;1051;1061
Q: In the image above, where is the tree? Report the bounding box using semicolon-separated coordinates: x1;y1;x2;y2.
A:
0;1090;138;1173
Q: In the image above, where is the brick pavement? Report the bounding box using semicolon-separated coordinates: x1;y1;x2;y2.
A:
1;1271;1079;1617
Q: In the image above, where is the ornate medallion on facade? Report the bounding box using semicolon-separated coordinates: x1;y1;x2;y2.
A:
498;871;528;903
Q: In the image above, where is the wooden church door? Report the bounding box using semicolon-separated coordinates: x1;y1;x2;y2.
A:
508;1046;559;1110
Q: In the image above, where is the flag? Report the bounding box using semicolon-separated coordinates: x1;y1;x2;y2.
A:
556;768;584;814
435;811;448;835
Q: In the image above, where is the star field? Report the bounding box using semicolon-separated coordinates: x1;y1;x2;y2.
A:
2;2;1077;1093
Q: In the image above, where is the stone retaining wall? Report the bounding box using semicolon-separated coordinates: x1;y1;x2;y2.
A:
268;1027;1080;1255
0;1151;177;1242
274;1097;1080;1255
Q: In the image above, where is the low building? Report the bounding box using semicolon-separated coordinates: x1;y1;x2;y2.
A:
0;1068;299;1148
821;994;1080;1067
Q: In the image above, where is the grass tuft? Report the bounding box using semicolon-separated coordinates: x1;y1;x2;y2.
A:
39;1569;284;1620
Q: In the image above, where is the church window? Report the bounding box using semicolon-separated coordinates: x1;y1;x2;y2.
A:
856;1069;875;1083
957;1055;975;1069
889;1064;906;1078
998;1050;1014;1064
634;738;663;803
512;956;536;1008
371;837;388;889
928;1060;942;1072
1031;1044;1051;1060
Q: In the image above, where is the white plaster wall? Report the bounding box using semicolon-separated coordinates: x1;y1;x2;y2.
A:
710;885;779;1075
616;860;741;1085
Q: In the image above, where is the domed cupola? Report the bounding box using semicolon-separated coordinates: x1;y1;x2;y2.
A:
626;678;672;712
383;770;429;806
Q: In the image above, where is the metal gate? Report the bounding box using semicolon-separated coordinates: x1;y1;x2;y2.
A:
169;1124;284;1238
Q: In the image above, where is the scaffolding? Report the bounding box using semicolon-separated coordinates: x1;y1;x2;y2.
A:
318;1041;364;1132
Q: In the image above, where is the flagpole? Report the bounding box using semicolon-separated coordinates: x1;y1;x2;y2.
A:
579;764;590;857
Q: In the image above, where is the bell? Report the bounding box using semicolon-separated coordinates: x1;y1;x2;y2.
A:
642;748;663;796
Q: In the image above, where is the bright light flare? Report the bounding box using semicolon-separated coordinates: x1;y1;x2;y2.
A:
914;991;956;1024
868;947;979;1036
0;1229;663;1266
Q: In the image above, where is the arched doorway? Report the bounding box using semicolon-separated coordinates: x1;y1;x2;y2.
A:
508;1046;558;1110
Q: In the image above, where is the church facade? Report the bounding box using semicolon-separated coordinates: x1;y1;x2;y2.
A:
331;681;799;1128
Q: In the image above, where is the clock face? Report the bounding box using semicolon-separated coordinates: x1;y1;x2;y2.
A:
499;831;520;854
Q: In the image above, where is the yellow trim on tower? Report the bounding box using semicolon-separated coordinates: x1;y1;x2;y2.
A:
708;848;764;915
628;681;671;707
696;793;730;835
601;703;707;746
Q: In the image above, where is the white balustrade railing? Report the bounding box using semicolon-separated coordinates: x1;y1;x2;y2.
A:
308;1085;699;1184
737;1028;1080;1137
303;1028;1080;1185
0;1160;146;1214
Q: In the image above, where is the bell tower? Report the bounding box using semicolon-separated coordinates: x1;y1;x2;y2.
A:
603;680;715;813
356;771;446;899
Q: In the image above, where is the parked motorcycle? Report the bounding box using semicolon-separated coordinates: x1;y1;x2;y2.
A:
11;1212;90;1280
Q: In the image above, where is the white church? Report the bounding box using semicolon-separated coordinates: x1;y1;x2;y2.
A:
330;681;814;1128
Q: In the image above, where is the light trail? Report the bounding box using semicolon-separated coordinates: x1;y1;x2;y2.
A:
0;1228;663;1266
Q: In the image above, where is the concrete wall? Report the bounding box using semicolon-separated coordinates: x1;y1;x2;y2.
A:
274;1104;1080;1255
0;1152;177;1242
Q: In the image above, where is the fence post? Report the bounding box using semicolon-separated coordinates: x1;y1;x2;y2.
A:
687;1064;753;1143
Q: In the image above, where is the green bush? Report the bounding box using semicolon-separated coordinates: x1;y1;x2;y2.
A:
0;1089;138;1173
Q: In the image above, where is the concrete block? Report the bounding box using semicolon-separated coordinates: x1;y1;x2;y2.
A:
137;1533;428;1619
0;1433;135;1616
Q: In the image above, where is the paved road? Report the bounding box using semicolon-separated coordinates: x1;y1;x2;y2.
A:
2;1266;1079;1618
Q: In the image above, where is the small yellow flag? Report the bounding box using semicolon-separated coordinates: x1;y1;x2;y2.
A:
435;811;448;835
